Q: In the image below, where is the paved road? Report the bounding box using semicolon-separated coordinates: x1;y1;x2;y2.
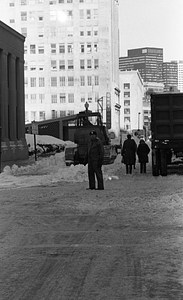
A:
1;170;183;299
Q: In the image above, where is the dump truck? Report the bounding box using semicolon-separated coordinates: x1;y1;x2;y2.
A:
151;92;183;176
65;108;117;166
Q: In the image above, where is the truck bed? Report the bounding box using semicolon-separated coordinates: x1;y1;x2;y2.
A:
151;93;183;141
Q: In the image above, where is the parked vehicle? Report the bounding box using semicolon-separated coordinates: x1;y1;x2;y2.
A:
65;108;117;166
151;92;183;176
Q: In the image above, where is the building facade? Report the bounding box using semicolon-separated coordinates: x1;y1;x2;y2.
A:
0;0;121;137
119;47;164;83
162;61;178;92
143;82;164;135
0;21;28;162
177;60;183;92
119;70;144;132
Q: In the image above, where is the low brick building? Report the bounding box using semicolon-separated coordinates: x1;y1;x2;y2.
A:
0;21;28;163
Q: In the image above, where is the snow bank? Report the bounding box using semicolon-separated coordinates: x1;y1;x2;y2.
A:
26;134;76;149
0;152;120;189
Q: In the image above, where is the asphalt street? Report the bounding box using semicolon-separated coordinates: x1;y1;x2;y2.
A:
1;166;183;299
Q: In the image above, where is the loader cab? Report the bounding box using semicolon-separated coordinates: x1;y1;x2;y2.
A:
76;111;103;127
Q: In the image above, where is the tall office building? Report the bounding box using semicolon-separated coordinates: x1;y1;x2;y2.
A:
119;47;164;83
177;61;183;92
0;0;120;136
162;61;178;92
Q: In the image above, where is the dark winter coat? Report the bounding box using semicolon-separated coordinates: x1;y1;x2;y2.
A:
137;141;150;163
121;138;137;165
84;137;104;165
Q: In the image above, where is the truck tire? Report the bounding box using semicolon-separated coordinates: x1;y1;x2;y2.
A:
74;150;80;165
152;149;160;176
160;149;167;176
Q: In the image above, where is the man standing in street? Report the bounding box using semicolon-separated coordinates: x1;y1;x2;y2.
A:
84;130;104;190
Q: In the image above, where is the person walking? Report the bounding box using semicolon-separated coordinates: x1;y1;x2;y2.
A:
137;139;150;173
84;130;104;190
121;134;137;174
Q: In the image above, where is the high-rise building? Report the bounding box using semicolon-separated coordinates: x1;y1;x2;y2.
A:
162;61;178;92
0;0;120;136
143;82;164;135
119;47;164;83
177;61;183;92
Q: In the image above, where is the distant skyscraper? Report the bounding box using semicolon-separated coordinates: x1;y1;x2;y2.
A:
0;0;121;136
119;47;163;83
162;61;178;92
177;61;183;92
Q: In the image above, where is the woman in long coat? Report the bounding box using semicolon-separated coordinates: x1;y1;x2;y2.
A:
121;134;137;174
137;139;150;173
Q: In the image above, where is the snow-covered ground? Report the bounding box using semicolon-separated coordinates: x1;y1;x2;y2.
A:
0;135;182;191
0;152;122;189
0;134;122;189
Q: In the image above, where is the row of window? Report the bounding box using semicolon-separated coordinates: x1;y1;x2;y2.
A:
26;43;98;55
11;0;88;6
25;75;99;87
51;110;75;119
21;27;98;38
25;92;99;105
19;9;98;22
26;109;75;123
26;59;99;71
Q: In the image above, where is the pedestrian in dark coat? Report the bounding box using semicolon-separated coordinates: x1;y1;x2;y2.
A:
121;134;137;174
84;130;104;190
137;139;150;173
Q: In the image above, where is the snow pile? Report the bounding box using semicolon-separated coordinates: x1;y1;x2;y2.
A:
26;134;76;150
0;152;120;189
26;134;65;147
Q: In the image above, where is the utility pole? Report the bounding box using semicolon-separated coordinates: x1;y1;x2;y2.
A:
32;121;38;162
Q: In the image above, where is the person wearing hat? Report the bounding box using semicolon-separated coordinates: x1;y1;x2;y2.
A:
121;133;137;175
137;139;150;173
84;130;104;190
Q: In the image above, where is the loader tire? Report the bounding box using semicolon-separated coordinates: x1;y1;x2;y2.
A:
152;149;160;176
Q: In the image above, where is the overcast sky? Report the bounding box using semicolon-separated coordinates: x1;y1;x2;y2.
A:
119;0;183;62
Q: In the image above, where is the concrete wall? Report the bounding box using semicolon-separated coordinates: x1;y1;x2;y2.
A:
119;70;144;132
0;21;28;162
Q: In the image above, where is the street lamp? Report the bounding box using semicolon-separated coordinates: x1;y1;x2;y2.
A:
138;112;141;130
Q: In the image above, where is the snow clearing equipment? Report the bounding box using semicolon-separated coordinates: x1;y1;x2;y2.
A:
65;107;117;166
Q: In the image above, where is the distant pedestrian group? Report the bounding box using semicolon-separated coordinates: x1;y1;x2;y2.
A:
121;134;150;175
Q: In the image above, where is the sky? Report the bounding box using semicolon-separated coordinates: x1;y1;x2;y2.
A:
119;0;183;62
